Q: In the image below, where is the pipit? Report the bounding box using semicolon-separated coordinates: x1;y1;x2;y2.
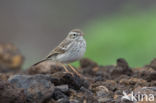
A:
33;29;86;76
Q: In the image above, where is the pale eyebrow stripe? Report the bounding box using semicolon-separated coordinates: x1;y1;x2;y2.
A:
69;32;77;34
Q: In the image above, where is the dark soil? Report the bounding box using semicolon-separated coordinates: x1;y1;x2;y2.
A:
0;43;156;103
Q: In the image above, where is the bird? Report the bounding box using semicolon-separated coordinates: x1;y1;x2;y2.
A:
33;29;86;76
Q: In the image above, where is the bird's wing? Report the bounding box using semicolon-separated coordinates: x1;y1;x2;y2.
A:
45;39;73;59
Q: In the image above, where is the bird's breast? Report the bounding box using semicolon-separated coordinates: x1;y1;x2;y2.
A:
56;39;86;63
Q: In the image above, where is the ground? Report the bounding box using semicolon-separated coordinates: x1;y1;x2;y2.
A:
0;43;156;103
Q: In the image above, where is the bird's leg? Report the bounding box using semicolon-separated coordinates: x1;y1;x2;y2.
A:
68;64;82;77
60;63;69;72
59;63;74;76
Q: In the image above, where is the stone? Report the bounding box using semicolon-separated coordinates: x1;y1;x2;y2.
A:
51;72;89;90
146;58;156;70
80;58;98;68
0;80;26;103
27;61;64;75
134;67;156;82
55;85;69;93
110;58;133;78
0;43;24;72
8;74;55;103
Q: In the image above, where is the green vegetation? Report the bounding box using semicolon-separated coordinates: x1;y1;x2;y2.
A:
81;9;156;67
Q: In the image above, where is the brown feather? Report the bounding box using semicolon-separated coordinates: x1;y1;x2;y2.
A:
32;59;49;66
45;38;72;59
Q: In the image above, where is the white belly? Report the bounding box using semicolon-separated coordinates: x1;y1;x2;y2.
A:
56;39;86;63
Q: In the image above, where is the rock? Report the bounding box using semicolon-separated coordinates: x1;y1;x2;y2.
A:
51;72;89;90
0;72;14;81
97;97;112;103
80;58;111;81
94;70;111;81
145;58;156;70
52;88;68;101
116;58;129;69
134;87;156;103
120;87;156;103
95;86;109;96
69;90;98;103
134;67;156;82
80;58;99;77
80;58;98;68
8;74;55;103
150;81;156;86
57;98;69;103
27;61;64;75
0;57;156;103
115;74;130;81
119;78;148;87
110;58;133;78
55;85;69;93
60;73;89;90
95;86;112;102
101;80;117;92
69;99;79;103
0;80;26;103
0;43;24;72
80;86;93;95
90;82;112;103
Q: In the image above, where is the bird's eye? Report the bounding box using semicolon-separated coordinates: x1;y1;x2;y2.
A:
73;34;76;36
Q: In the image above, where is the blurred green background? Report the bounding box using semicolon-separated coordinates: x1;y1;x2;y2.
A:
84;9;156;67
0;0;156;68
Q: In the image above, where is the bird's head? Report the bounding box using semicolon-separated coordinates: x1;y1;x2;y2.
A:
67;29;84;40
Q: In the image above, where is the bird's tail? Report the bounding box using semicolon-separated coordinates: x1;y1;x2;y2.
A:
32;59;49;66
